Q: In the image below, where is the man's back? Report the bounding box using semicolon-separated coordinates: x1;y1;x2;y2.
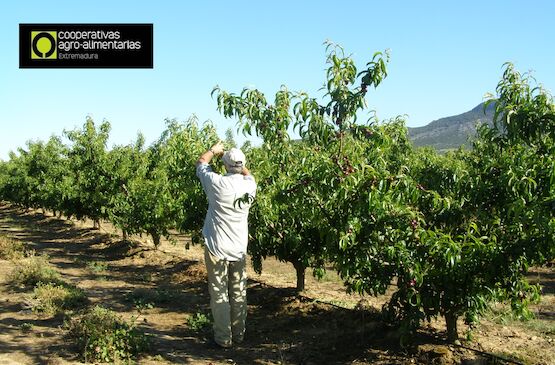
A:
196;163;256;261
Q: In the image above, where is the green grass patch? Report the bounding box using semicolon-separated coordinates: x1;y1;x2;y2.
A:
486;305;555;336
66;305;150;363
312;268;342;283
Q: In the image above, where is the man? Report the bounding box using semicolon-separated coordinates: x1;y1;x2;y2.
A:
196;141;257;348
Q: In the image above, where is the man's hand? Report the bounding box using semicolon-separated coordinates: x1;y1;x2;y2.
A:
241;167;251;176
197;141;224;165
210;141;224;156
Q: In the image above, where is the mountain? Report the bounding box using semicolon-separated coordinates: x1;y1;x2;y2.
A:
408;102;495;151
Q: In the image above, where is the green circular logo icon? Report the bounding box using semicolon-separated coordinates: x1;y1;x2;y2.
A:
31;31;57;59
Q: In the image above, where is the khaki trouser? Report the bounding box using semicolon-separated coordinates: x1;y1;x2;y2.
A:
204;247;247;347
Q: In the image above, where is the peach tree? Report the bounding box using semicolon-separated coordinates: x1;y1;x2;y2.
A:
63;117;112;228
331;64;555;342
104;134;149;240
212;43;403;293
115;117;220;248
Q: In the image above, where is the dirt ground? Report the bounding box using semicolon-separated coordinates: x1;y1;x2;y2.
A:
0;203;553;365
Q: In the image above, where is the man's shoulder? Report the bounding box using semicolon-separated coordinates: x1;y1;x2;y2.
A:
197;163;216;176
245;176;257;188
241;176;257;194
197;164;224;186
196;162;210;170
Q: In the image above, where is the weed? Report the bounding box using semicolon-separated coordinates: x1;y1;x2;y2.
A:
19;322;33;332
0;234;25;260
138;272;153;282
331;299;355;309
86;261;108;273
133;298;154;312
187;312;211;332
9;253;62;287
29;282;87;316
66;305;150;363
125;287;179;307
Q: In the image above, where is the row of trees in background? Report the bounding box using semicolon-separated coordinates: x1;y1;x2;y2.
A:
0;116;222;247
1;44;554;342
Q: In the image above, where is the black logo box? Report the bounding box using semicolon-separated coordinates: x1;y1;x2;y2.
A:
20;24;153;68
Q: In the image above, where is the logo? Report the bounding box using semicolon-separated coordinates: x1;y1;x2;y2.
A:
31;31;57;59
21;24;153;68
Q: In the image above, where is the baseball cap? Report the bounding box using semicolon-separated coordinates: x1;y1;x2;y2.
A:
222;148;246;167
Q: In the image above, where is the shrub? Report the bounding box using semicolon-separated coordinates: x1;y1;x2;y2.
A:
66;305;150;363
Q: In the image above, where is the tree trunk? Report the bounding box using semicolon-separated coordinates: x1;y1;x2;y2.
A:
151;232;161;249
93;219;101;230
293;261;306;293
445;311;459;342
122;230;129;241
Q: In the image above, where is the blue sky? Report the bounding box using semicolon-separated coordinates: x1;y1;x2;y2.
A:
1;1;554;160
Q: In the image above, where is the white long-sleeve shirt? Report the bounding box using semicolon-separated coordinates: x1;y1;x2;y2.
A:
196;163;257;261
